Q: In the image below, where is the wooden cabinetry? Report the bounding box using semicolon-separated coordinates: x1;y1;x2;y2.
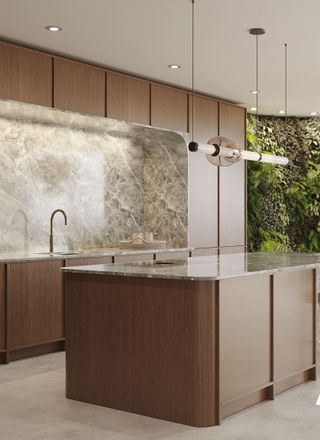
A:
107;73;150;124
155;250;190;261
188;95;219;248
151;84;188;132
54;58;105;116
0;265;6;351
0;42;52;106
114;253;154;264
219;103;246;248
65;256;113;266
7;260;64;350
219;246;246;255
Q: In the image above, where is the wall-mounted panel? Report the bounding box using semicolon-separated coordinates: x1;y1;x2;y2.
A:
107;73;150;125
54;58;105;116
219;103;246;248
188;95;218;248
0;42;52;106
151;85;188;132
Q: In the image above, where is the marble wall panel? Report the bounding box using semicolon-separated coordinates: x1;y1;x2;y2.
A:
0;100;187;253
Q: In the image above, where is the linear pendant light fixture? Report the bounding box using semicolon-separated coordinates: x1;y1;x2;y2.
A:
187;5;289;166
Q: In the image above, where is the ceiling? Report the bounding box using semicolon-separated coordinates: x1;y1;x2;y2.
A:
0;0;318;116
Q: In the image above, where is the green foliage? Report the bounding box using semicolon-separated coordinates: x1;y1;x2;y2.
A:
247;114;320;253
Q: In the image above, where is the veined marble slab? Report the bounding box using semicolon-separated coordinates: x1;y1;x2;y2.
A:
62;252;320;281
0;99;188;254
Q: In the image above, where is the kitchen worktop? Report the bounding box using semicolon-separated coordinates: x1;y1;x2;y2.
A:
0;247;191;264
62;252;320;281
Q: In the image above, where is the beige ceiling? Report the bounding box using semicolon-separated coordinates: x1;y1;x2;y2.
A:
0;0;318;116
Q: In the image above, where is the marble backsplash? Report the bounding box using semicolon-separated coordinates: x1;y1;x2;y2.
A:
0;99;188;253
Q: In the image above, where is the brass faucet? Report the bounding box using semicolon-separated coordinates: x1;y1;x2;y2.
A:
49;209;68;253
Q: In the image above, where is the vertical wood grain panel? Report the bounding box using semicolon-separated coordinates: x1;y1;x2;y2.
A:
0;265;5;350
274;270;314;382
219;275;271;403
7;260;64;348
65;256;113;267
107;72;150;124
188;95;219;248
151;84;188;132
0;42;52;106
219;103;246;248
65;274;216;427
54;58;105;116
113;254;154;264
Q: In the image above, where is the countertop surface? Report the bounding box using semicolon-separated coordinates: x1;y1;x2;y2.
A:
62;252;320;281
0;247;191;264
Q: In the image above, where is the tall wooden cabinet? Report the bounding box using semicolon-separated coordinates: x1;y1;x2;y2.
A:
0;42;52;106
53;58;105;116
107;73;150;124
7;260;64;350
188;95;219;248
151;84;188;132
218;103;246;249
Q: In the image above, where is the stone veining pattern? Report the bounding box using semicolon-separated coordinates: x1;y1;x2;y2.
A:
0;99;188;253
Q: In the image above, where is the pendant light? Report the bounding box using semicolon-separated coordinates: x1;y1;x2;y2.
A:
188;8;289;166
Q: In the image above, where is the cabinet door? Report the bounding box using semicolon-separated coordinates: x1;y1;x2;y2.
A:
0;265;5;351
188;95;219;248
54;58;105;116
107;72;150;125
0;42;52;106
7;260;64;348
65;256;113;266
219;103;246;248
151;85;188;132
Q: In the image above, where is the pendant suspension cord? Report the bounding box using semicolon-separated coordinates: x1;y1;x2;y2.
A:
285;43;288;150
255;34;259;144
191;0;195;141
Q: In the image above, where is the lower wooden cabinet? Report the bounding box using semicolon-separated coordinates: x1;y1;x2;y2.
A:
7;260;64;350
0;265;6;352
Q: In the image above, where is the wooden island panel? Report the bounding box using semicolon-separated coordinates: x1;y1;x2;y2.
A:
65;274;217;427
274;269;316;393
219;275;272;417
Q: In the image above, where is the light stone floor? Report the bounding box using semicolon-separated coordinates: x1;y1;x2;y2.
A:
0;351;319;440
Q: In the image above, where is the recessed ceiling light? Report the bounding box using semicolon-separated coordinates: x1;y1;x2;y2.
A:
250;107;257;111
278;110;285;115
46;25;62;32
310;112;317;116
168;64;181;69
250;90;259;94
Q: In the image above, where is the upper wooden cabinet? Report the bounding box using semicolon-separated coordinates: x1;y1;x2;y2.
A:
107;73;150;125
219;103;246;248
54;58;105;116
0;265;5;351
188;95;219;248
0;42;52;106
151;85;188;132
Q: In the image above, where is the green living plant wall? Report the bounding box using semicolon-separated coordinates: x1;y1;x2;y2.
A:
247;114;320;252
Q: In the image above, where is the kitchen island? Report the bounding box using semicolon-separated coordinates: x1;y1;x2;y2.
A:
63;252;319;427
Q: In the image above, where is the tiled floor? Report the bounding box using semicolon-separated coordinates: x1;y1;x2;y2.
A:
0;350;319;440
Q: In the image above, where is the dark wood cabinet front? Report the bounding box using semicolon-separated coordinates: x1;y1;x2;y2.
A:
0;265;6;351
151;84;188;132
54;58;105;116
7;260;64;349
107;73;150;125
219;103;246;248
188;95;219;248
0;42;52;106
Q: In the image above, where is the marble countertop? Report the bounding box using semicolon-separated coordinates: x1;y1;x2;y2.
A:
62;252;320;281
0;247;191;264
